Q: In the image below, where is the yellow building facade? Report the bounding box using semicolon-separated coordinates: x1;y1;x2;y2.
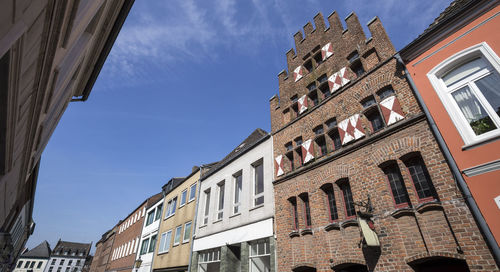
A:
152;168;200;272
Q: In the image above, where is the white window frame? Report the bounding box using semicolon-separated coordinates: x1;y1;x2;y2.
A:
232;171;242;215
252;159;265;207
203;189;211;225
216;181;225;221
173;225;182;246
182;221;192;243
158;230;172;253
249;239;271;272
188;183;197;202
427;42;500;147
179;189;188;207
164;197;178;219
198;248;221;271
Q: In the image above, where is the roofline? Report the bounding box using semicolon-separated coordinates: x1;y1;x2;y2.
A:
72;0;135;102
399;0;496;62
201;133;271;181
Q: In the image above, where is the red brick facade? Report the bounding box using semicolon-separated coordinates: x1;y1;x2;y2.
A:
270;11;498;272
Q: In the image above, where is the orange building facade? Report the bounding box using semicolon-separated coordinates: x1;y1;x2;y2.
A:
400;0;500;261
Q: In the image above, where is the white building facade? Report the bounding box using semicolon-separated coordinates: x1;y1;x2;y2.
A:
43;241;90;272
13;241;51;272
192;129;276;272
135;197;163;272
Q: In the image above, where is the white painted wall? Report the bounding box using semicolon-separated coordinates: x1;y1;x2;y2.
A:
135;198;163;272
13;258;48;272
42;256;86;272
194;136;274;240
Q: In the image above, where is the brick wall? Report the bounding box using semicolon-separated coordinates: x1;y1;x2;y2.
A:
270;11;498;272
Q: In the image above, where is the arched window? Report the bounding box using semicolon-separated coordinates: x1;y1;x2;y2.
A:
428;42;500;145
320;184;338;222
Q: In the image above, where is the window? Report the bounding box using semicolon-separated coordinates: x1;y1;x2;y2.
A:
24;261;30;268
68;260;72;266
203;189;211;225
57;268;61;272
198;248;221;272
377;87;395;100
51;259;56;265
48;267;53;272
216;182;225;220
17;261;23;268
140;238;149;255
158;230;172;253
404;156;437;202
285;142;293;151
428;43;500;145
148;235;157;253
165;197;177;218
299;193;312;228
253;160;264;206
348;51;365;76
294;137;303;166
146;209;155;226
76;260;80;266
180;189;188;207
233;172;242;214
304;59;313;72
362;96;385;132
189;183;197;202
307;82;316;92
285;151;294;171
249;239;271;272
183;222;192;243
65;267;69;272
313;125;327;156
288;197;299;230
383;163;410;207
321;184;338;222
339;180;355;218
59;259;64;265
155;204;163;221
174;225;182;245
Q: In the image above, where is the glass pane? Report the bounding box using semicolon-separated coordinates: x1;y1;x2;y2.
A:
250;256;270;272
190;184;196;200
254;196;264;206
218;183;225;210
452;86;497;135
251;243;257;256
258;241;265;255
255;163;264;195
265;240;270;254
159;233;166;252
184;222;192;241
475;72;500;118
443;58;486;86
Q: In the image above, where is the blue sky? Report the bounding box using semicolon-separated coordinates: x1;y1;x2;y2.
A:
26;0;453;252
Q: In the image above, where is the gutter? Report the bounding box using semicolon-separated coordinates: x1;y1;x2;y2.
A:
395;53;500;266
71;0;135;102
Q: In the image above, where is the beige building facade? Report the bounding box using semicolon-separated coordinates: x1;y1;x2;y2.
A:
152;168;202;272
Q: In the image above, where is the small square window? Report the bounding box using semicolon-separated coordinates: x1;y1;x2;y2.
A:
307;82;316;92
285;142;293;151
313;125;324;135
318;74;328;83
304;60;313;72
314;53;323;67
308;92;318;106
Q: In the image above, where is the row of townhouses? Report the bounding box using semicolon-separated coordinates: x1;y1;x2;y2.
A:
90;1;500;271
13;240;92;272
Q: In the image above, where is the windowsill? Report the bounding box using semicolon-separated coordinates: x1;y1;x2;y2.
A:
188;198;195;203
179;204;185;209
199;224;207;229
182;240;190;244
172;243;180;247
229;213;241;218
461;132;500;150
289;230;300;238
300;228;313;236
249;204;264;211
164;214;175;220
324;222;340;231
416;200;442;213
213;219;222;224
341;218;358;228
390;207;414;219
157;251;169;256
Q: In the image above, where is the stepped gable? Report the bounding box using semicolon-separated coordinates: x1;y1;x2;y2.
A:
270;11;395;132
20;241;51;259
52;240;91;257
201;128;269;179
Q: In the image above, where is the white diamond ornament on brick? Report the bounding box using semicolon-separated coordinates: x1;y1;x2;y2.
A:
301;139;315;164
275;155;284;176
298;95;308;114
321;42;333;60
293;66;304;82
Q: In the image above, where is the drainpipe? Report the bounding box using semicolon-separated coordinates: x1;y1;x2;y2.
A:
187;167;203;272
395;53;500;265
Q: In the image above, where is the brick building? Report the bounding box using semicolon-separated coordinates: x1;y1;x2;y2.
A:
107;193;162;272
89;226;117;272
269;10;498;272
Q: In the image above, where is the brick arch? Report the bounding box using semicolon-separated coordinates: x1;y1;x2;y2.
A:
405;251;466;266
331;258;366;270
370;136;421;166
292;263;316;272
360;70;397;95
321;164;351;181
